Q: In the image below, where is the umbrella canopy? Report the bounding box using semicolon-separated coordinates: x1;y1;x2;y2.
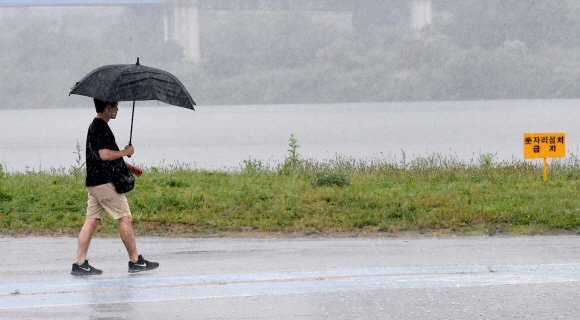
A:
69;58;196;110
69;58;196;150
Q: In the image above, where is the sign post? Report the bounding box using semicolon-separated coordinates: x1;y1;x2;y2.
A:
523;133;565;181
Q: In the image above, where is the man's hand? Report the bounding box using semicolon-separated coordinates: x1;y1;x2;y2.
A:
124;145;135;157
127;164;143;177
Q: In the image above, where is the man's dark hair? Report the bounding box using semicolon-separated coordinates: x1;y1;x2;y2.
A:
94;98;117;113
94;98;108;113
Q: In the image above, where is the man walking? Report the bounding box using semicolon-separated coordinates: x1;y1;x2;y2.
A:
71;99;159;276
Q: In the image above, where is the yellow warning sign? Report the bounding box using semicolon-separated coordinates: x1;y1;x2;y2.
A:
523;133;565;159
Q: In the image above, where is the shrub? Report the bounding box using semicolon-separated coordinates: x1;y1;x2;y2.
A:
241;158;266;175
281;133;302;174
311;171;350;187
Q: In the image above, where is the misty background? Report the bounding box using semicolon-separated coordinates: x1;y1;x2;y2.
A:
2;0;580;109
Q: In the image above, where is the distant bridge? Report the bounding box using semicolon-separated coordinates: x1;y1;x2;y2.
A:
0;0;433;63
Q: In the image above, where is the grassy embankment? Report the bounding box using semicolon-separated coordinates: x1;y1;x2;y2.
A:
2;139;580;237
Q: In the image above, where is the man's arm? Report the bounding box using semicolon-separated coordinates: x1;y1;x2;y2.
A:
98;145;134;161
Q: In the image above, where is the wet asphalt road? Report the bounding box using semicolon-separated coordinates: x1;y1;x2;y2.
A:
1;236;580;319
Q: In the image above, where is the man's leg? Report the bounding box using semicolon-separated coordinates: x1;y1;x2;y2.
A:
76;218;100;263
119;214;160;273
100;186;158;273
119;215;138;262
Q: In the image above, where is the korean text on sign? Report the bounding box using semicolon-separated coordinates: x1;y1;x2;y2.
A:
523;133;565;159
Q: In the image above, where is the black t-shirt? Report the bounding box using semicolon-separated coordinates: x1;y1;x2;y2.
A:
86;118;120;187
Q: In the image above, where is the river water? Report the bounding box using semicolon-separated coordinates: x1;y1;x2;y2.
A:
0;99;578;173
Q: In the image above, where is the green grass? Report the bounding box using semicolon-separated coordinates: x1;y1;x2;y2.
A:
3;153;580;237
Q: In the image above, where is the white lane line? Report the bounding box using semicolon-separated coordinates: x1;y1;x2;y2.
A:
1;263;580;309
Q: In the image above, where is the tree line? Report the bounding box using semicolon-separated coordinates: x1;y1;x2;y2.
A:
2;0;580;108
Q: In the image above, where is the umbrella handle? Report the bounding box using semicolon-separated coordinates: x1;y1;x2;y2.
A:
127;100;135;158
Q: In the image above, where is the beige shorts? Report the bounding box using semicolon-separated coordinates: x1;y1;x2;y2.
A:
86;183;131;220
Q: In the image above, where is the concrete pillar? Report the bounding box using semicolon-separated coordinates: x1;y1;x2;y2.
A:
168;0;201;63
163;8;169;42
410;0;432;30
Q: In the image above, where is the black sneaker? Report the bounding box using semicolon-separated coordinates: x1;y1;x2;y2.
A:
71;260;103;276
128;255;159;273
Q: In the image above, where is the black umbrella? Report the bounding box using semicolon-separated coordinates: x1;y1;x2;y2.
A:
70;58;195;149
